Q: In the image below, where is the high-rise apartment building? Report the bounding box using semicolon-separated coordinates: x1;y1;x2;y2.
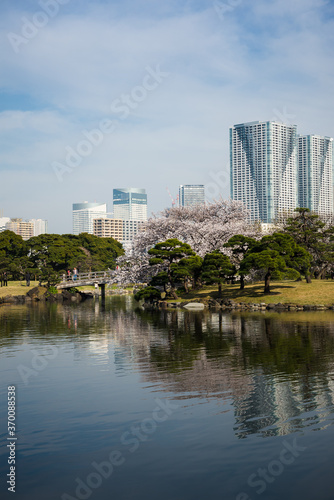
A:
4;218;48;240
6;218;34;240
72;202;107;235
298;135;333;217
179;185;205;207
93;218;124;240
113;188;147;221
230;121;298;223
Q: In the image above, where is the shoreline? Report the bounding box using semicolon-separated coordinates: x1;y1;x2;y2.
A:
145;297;334;312
0;285;94;305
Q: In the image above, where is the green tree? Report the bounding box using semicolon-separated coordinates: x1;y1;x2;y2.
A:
224;235;257;289
240;233;312;293
134;286;161;304
25;233;124;280
202;251;234;297
170;255;203;293
282;208;333;280
150;272;169;293
148;239;195;298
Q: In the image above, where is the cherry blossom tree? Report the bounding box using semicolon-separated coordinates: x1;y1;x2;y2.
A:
135;199;258;256
111;199;261;286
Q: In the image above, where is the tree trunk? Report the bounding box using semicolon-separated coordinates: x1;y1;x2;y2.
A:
305;275;312;283
264;271;271;294
240;275;245;290
218;282;222;298
184;279;189;294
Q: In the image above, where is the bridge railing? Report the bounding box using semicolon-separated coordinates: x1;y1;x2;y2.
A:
59;271;114;284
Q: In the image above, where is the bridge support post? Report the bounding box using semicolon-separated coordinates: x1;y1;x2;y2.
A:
99;283;106;305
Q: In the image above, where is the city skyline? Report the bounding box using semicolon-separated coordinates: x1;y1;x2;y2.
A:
0;1;333;233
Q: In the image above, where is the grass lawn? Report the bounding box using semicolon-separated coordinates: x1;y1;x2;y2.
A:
176;280;334;306
0;280;41;298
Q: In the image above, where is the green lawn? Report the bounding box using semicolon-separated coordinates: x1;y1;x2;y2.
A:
0;280;41;298
177;280;334;305
2;279;333;306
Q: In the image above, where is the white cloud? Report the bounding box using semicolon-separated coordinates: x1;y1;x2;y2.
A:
0;0;333;232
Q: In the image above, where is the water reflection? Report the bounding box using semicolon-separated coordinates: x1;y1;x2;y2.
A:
1;298;334;440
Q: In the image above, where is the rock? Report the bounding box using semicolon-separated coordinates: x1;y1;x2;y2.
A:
61;290;73;301
26;286;47;301
208;299;221;308
3;295;17;304
266;303;275;309
183;302;205;310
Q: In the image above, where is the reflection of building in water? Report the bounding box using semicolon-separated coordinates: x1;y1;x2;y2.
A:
20;298;334;439
230;315;334;437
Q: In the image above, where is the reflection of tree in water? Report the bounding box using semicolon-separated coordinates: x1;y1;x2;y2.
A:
134;308;334;437
1;298;334;437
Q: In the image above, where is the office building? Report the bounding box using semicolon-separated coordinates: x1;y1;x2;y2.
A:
30;219;48;236
93;218;124;240
179;185;205;207
298;135;333;217
0;217;10;232
230;121;298;223
6;218;34;240
72;202;107;235
113;188;147;221
122;220;145;242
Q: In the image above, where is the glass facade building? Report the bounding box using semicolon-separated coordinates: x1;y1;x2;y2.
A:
72;202;107;235
230;121;298;223
113;188;147;221
179;185;205;207
298;135;333;217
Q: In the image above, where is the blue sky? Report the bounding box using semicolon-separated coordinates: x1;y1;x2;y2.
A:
0;0;333;233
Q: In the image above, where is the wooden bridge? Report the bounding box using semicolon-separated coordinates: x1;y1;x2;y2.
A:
56;271;114;300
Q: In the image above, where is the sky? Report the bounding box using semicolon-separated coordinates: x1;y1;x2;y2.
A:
0;0;333;233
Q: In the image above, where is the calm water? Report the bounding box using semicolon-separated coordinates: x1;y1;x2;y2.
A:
1;296;334;500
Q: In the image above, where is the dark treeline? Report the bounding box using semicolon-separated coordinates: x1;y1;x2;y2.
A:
0;231;124;284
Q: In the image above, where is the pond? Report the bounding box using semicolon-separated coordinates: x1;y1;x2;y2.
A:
1;296;334;500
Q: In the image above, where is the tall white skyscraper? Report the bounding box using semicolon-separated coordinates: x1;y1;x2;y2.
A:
179;185;205;207
72;202;107;235
230;121;298;223
30;219;48;236
113;188;147;221
298;135;333;217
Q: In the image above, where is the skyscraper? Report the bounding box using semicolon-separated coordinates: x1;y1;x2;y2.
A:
230;121;298;223
298;135;333;217
30;219;48;236
113;188;147;221
179;185;205;207
72;202;107;235
4;218;47;239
